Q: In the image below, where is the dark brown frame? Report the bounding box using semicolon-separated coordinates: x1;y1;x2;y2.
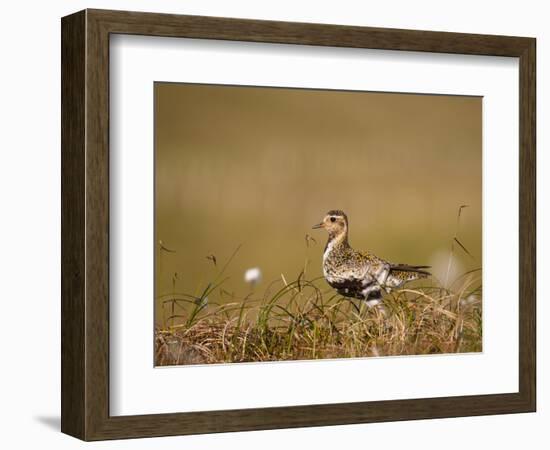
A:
61;9;536;441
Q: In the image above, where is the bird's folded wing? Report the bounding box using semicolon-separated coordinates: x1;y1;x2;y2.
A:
359;251;385;264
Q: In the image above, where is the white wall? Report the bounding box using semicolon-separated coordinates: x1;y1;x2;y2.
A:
0;1;546;448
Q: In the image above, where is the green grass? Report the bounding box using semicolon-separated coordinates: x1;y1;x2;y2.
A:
155;269;482;366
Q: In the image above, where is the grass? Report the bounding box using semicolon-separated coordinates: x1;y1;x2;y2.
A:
155;266;482;366
155;205;482;366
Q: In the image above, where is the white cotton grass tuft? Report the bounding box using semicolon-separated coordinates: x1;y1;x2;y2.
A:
460;294;479;307
429;250;465;288
244;267;262;286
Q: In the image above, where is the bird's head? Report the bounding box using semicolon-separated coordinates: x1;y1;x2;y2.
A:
312;210;348;237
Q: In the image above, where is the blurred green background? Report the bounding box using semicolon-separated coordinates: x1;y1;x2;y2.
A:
155;83;481;324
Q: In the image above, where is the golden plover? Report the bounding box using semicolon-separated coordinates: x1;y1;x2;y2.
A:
312;210;430;306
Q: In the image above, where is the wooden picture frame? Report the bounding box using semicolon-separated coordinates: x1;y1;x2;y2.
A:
61;9;536;441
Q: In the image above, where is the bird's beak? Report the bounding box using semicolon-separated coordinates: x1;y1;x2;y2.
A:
312;222;324;229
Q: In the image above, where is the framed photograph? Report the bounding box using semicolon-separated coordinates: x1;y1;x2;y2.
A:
61;9;536;440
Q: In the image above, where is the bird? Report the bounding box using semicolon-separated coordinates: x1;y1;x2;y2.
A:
312;210;431;307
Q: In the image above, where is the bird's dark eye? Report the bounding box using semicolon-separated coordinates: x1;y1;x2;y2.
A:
330;217;336;222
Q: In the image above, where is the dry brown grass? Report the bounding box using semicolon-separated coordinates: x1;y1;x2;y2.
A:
155;270;482;366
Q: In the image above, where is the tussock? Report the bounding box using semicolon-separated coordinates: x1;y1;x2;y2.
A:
155;272;482;366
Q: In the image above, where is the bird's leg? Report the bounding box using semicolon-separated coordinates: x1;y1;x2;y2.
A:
348;299;361;314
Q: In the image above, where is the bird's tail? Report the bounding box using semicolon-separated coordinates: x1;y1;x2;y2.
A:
389;264;431;282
